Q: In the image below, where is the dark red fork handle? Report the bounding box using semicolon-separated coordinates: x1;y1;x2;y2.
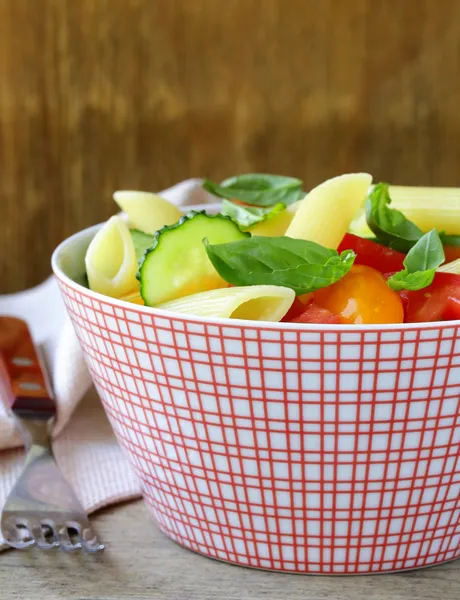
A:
0;316;55;417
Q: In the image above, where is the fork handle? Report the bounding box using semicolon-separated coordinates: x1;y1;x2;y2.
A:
0;317;55;418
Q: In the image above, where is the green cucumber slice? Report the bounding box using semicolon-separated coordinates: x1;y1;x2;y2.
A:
138;211;249;306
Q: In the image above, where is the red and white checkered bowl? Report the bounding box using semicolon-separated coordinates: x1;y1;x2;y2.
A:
52;224;460;574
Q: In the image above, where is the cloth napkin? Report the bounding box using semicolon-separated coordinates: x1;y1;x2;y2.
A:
0;179;217;547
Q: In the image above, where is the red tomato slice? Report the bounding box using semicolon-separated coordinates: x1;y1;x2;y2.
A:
399;272;460;322
443;245;460;263
281;298;305;322
443;296;460;321
338;233;406;274
291;302;341;324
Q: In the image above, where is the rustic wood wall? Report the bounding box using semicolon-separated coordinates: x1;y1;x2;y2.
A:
1;0;460;291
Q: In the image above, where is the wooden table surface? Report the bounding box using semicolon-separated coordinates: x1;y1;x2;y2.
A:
0;500;458;600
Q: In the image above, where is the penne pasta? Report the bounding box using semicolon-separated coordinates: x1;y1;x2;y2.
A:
113;190;182;234
85;216;139;298
251;202;301;237
286;173;372;248
157;285;295;321
388;186;460;234
121;290;145;305
350;185;460;237
348;207;374;238
437;258;460;274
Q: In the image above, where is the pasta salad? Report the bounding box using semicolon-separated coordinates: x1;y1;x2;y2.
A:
84;173;460;325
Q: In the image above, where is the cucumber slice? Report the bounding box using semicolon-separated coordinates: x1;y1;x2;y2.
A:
138;211;249;306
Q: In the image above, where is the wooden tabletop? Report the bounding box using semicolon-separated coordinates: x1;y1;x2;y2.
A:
0;500;459;600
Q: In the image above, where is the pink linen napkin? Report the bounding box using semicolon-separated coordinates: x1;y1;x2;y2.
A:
0;179;217;547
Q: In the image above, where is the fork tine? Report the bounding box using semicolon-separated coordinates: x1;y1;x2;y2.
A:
59;520;104;553
31;526;54;550
39;519;60;549
57;524;82;552
30;520;59;550
3;535;35;549
80;525;105;553
66;521;87;551
1;518;26;549
9;519;36;549
30;520;44;548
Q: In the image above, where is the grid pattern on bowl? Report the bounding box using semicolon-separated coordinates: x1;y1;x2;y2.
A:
57;279;460;574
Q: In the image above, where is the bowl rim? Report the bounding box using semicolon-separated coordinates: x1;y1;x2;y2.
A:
51;222;460;333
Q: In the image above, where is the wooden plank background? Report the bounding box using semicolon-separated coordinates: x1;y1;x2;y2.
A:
1;0;460;292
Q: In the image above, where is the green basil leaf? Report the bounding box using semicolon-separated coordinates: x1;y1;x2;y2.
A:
404;229;445;273
203;173;304;207
220;199;286;229
439;233;460;247
130;229;155;262
387;269;436;291
365;183;424;252
203;236;356;295
387;230;445;291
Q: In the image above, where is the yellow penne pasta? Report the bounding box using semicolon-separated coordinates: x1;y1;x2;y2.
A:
349;185;460;237
157;285;295;321
437;258;460;274
121;290;145;305
286;173;373;248
251;202;301;237
388;186;460;234
348;207;374;238
113;190;182;233
85;216;139;297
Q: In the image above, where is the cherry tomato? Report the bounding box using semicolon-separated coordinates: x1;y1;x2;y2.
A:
291;302;341;324
313;265;404;324
282;298;306;322
338;234;405;274
399;272;460;322
443;245;460;264
298;293;313;305
443;296;460;321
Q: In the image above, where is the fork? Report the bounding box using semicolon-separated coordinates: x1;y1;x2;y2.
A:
0;316;104;552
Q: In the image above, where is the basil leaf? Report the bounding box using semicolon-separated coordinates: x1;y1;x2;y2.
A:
387;269;436;291
387;230;445;291
220;199;286;229
366;183;423;252
130;229;155;262
439;233;460;247
203;174;304;207
404;229;445;272
203;236;356;295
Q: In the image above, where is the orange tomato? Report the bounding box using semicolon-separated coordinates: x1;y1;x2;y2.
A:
313;265;404;324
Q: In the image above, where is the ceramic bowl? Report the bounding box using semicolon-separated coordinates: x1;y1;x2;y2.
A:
52;223;460;574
